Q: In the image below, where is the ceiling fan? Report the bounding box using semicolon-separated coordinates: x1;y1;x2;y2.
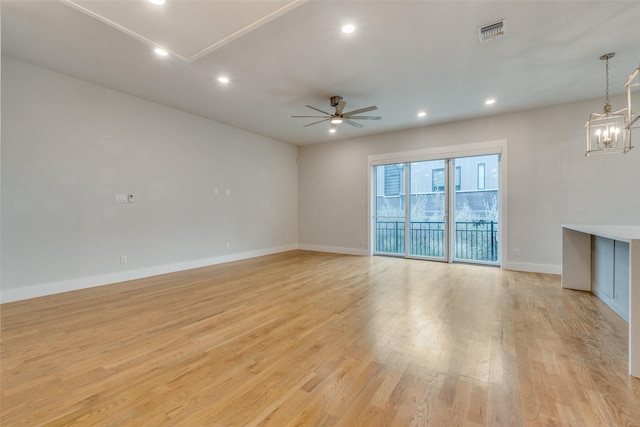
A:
291;96;381;128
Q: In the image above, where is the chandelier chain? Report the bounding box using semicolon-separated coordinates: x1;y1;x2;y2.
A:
605;56;610;104
601;53;614;114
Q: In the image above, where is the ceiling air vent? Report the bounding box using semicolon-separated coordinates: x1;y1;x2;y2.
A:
477;20;506;43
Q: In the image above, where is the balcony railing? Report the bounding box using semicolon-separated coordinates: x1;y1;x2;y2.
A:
376;220;498;262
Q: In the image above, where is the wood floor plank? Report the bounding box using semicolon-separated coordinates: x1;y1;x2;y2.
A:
2;250;639;426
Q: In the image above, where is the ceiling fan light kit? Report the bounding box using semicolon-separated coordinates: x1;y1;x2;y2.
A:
291;95;382;130
585;53;633;156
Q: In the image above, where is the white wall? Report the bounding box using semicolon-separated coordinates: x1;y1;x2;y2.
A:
298;97;640;273
1;57;298;302
3;56;639;303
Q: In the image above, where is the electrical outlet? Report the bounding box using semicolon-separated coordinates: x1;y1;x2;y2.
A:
120;255;128;264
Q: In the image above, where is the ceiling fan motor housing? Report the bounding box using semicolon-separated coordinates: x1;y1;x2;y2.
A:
330;96;343;107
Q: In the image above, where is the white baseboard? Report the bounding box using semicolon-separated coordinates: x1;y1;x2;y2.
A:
297;246;561;274
0;244;298;303
298;244;369;256
502;261;561;275
2;248;562;303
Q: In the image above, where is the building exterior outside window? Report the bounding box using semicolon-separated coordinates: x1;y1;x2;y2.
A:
477;163;486;190
384;164;403;196
376;155;497;219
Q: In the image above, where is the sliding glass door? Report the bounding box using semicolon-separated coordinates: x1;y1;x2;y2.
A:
452;155;500;263
374;161;449;261
408;160;447;260
374;154;500;265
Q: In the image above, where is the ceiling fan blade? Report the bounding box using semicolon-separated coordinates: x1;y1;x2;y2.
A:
303;118;330;127
291;115;331;118
335;99;346;115
344;119;364;128
348;116;382;120
305;105;333;115
343;105;378;116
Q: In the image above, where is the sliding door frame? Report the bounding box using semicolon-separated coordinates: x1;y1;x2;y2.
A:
368;140;507;267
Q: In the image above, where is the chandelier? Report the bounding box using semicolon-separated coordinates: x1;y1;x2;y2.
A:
585;53;632;156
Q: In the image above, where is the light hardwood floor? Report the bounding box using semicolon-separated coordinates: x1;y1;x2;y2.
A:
1;251;639;426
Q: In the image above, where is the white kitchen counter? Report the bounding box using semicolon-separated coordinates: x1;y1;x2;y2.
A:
562;224;640;241
561;224;640;377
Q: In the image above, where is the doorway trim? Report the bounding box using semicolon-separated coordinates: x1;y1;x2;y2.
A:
367;139;507;267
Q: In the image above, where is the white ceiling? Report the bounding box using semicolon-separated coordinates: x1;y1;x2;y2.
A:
2;0;640;146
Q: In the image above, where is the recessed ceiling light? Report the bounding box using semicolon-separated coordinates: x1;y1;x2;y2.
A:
342;24;356;34
417;111;427;117
148;0;166;5
217;76;230;84
154;47;168;57
485;98;496;105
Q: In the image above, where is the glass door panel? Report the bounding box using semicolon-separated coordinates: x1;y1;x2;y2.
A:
453;155;500;264
374;163;406;255
408;160;447;259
